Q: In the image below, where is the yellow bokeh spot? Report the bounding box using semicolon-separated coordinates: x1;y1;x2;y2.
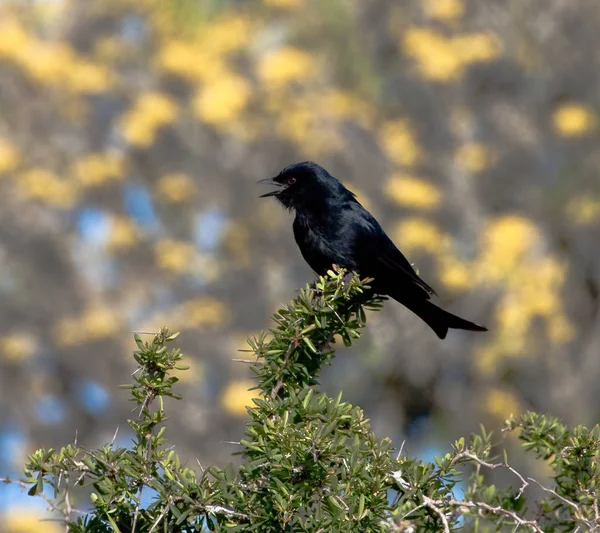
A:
17;168;77;208
259;47;315;88
424;0;464;20
385;174;441;209
1;332;37;361
345;183;373;212
566;196;600;225
0;19;29;58
439;256;471;290
455;143;492;173
0;138;20;174
156;173;197;203
155;240;196;273
82;307;119;339
547;315;575;344
203;14;252;54
393;217;450;254
193;73;251;125
221;379;258;417
230;331;261;356
4;508;61;533
157;41;227;82
64;59;111;93
485;388;520;420
120;92;178;147
553;103;596;137
323;89;375;128
380;120;422;167
54;318;83;347
0;23;110;93
263;0;305;8
223;221;251;267
108;216;140;251
476;215;540;283
172;360;202;384
183;297;229;329
72;153;124;187
403;28;501;81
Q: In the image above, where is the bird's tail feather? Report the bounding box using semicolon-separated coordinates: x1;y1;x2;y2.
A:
402;299;488;339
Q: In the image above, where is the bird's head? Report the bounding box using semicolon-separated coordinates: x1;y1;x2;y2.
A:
258;161;349;211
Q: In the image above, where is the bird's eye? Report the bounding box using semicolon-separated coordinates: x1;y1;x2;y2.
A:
287;176;297;185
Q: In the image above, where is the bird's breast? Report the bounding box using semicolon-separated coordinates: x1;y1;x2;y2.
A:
293;214;357;275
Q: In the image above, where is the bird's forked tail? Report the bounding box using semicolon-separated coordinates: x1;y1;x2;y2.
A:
402;299;488;339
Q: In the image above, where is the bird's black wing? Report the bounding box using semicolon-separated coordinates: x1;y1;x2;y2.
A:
351;209;437;298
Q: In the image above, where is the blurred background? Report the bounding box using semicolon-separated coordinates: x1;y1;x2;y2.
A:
0;0;599;529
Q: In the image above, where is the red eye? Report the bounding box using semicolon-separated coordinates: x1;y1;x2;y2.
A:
288;176;296;185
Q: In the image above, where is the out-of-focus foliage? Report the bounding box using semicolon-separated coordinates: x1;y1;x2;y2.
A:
0;0;599;526
16;273;600;531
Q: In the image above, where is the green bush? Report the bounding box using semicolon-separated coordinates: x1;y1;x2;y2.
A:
9;269;600;531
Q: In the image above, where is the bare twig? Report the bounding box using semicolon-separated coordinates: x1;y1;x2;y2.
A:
452;451;529;498
148;505;169;533
427;497;545;533
131;483;143;533
527;477;579;511
423;496;451;533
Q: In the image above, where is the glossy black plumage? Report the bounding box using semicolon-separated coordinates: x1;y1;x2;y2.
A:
259;161;488;339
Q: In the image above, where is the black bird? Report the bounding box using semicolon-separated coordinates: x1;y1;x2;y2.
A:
258;161;487;339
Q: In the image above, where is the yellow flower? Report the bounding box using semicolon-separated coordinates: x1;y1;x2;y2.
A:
380;120;422;167
193;73;251;125
258;47;314;88
566;196;600;225
82;307;119;339
392;217;449;254
455;143;492;173
72;153;124;186
385;174;441;209
403;28;501;81
107;216;140;251
17;168;78;208
553;103;596;137
424;0;464;20
484;388;520;420
120;92;179;147
221;379;258;417
156;173;197;203
1;332;37;361
0;138;20;174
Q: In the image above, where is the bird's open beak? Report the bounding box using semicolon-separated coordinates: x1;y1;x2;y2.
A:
257;177;281;198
